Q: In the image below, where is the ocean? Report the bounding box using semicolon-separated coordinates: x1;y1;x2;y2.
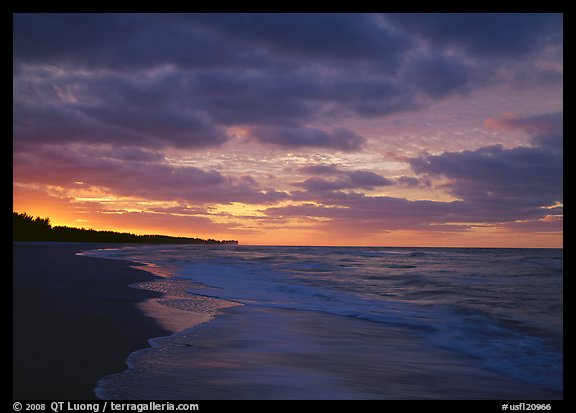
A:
82;245;563;399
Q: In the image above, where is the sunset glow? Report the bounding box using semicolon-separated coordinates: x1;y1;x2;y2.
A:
13;13;563;247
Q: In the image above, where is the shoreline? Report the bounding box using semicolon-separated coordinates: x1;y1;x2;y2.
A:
98;303;562;400
14;242;562;400
13;242;171;399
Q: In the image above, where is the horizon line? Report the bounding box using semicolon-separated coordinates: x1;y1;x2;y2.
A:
13;240;563;250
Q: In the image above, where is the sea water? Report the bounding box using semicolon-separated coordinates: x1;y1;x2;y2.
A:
85;245;563;399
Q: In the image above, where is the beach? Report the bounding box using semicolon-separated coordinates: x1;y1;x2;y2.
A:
13;242;169;399
14;243;563;400
98;304;561;400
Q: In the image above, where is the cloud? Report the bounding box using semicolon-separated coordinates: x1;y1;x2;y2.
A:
485;112;561;134
128;13;412;65
410;145;562;206
266;194;474;233
401;52;476;98
498;216;563;233
13;101;230;150
13;13;562;153
15;13;561;69
484;112;563;152
13;65;231;149
409;112;563;221
12;14;563;243
13;145;289;206
269;112;562;233
295;164;425;190
293;164;392;191
386;13;562;58
12;13;253;70
386;13;563;88
249;126;366;151
394;176;428;187
297;164;342;175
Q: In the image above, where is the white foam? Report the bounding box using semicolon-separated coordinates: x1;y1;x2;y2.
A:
87;244;563;394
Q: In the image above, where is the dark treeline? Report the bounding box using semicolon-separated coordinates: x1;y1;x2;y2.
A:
13;212;238;245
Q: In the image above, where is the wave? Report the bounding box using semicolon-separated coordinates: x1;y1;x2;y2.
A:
85;245;563;393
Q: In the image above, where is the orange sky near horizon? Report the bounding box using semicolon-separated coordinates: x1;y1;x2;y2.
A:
12;208;563;248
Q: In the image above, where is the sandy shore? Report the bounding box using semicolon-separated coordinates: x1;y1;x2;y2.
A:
14;242;562;400
98;303;562;400
13;242;170;399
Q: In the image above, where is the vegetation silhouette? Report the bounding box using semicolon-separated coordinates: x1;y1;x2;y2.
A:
13;212;238;245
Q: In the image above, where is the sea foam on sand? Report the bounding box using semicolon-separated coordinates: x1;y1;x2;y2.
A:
96;303;560;400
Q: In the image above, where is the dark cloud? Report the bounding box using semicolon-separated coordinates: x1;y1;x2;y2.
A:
13;101;229;149
294;164;392;191
410;145;562;207
395;176;428;187
270;112;563;232
402;52;476;98
13;14;130;65
79;105;229;149
12;14;253;70
150;13;412;66
12;13;410;73
11;14;563;243
15;13;561;69
485;112;563;153
269;175;560;233
296;164;426;190
386;13;563;58
13;13;562;153
297;164;342;175
294;174;391;192
13;66;231;149
13;145;289;206
266;194;474;232
249;126;366;151
409;112;563;220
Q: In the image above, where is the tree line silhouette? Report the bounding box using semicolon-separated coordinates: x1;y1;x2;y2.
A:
13;212;238;245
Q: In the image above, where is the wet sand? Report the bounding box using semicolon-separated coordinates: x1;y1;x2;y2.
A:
13;242;170;399
98;304;562;400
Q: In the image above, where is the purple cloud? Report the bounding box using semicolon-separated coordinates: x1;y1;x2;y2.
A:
13;145;289;206
13;13;562;153
386;13;562;58
295;164;424;191
410;113;563;212
269;112;563;233
12;14;562;242
266;194;474;232
401;52;476;98
486;112;563;153
294;165;392;191
250;126;366;151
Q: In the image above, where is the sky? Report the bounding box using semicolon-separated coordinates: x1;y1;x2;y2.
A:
13;13;563;247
